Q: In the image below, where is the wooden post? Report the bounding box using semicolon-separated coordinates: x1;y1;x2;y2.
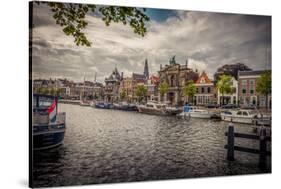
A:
259;128;267;169
227;123;235;161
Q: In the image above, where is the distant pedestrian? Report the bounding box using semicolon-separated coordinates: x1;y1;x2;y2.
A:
183;102;190;120
183;102;190;113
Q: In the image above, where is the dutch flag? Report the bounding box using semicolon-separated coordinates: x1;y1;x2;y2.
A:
48;100;57;123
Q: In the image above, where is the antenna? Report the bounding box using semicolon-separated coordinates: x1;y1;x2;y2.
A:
267;46;271;66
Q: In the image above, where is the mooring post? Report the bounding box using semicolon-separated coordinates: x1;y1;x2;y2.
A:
227;122;235;161
259;128;267;169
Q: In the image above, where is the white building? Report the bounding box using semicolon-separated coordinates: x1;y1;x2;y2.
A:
217;76;238;105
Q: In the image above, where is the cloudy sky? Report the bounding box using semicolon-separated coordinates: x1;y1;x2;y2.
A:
31;3;271;83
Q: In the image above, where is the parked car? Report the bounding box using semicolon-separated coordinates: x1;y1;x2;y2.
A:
220;104;238;109
205;103;219;108
240;104;256;109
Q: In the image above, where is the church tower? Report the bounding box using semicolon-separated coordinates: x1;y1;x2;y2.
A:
143;59;149;80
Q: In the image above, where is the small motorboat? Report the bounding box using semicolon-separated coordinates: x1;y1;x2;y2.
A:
137;101;177;116
220;109;257;124
165;106;182;115
252;113;271;126
178;106;213;119
94;101;113;109
113;102;138;111
79;100;91;106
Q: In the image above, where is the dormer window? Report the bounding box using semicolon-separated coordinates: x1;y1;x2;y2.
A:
200;78;205;83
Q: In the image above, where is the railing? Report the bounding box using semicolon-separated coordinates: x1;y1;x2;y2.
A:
57;112;66;124
33;112;66;125
225;123;271;169
33;112;49;124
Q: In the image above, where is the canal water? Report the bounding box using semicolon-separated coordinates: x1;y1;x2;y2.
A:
32;104;271;187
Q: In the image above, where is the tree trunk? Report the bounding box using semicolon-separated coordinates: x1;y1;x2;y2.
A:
220;95;224;106
265;94;268;110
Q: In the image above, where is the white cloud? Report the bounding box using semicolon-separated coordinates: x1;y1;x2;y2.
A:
32;4;271;83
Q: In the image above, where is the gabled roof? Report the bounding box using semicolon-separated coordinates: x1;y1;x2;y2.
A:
150;75;159;84
132;73;146;80
238;70;270;76
195;71;212;84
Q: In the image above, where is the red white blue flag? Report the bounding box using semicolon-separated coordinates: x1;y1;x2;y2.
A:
48;100;57;123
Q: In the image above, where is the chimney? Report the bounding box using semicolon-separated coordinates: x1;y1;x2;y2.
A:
160;64;162;70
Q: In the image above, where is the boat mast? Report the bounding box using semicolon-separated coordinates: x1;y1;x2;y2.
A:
83;76;85;101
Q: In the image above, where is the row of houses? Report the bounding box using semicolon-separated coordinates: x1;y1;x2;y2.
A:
103;59;160;103
33;58;271;109
33;78;104;100
158;58;271;108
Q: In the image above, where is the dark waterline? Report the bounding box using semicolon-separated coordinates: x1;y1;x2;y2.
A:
32;104;271;187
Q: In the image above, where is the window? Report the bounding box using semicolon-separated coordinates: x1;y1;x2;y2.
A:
242;80;247;85
207;87;211;93
200;78;205;84
201;87;205;93
250;79;255;85
243;111;248;116
196;88;199;93
237;111;242;115
242;88;246;94
250;86;254;94
170;75;175;87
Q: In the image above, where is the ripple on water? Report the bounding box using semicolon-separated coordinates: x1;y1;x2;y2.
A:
33;104;271;187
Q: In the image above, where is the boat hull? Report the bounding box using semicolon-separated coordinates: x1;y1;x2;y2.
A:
113;104;138;111
138;107;168;116
33;124;66;150
178;112;212;119
221;114;254;124
94;103;112;109
190;112;212;119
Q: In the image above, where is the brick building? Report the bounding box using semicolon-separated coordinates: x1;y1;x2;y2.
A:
194;71;216;106
238;70;271;108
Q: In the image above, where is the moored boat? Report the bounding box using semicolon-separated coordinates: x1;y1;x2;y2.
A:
165;106;182;115
252;113;271;126
137;102;168;115
178;106;214;119
220;109;257;124
33;94;66;150
113;102;138;111
79;100;91;106
94;101;113;109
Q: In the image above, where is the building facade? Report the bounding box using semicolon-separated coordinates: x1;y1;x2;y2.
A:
158;57;199;105
104;67;122;102
119;77;134;102
118;59;150;102
238;70;271;108
217;76;238;105
194;72;216;106
145;75;159;101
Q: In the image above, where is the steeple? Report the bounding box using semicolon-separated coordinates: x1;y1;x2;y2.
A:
143;59;149;80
